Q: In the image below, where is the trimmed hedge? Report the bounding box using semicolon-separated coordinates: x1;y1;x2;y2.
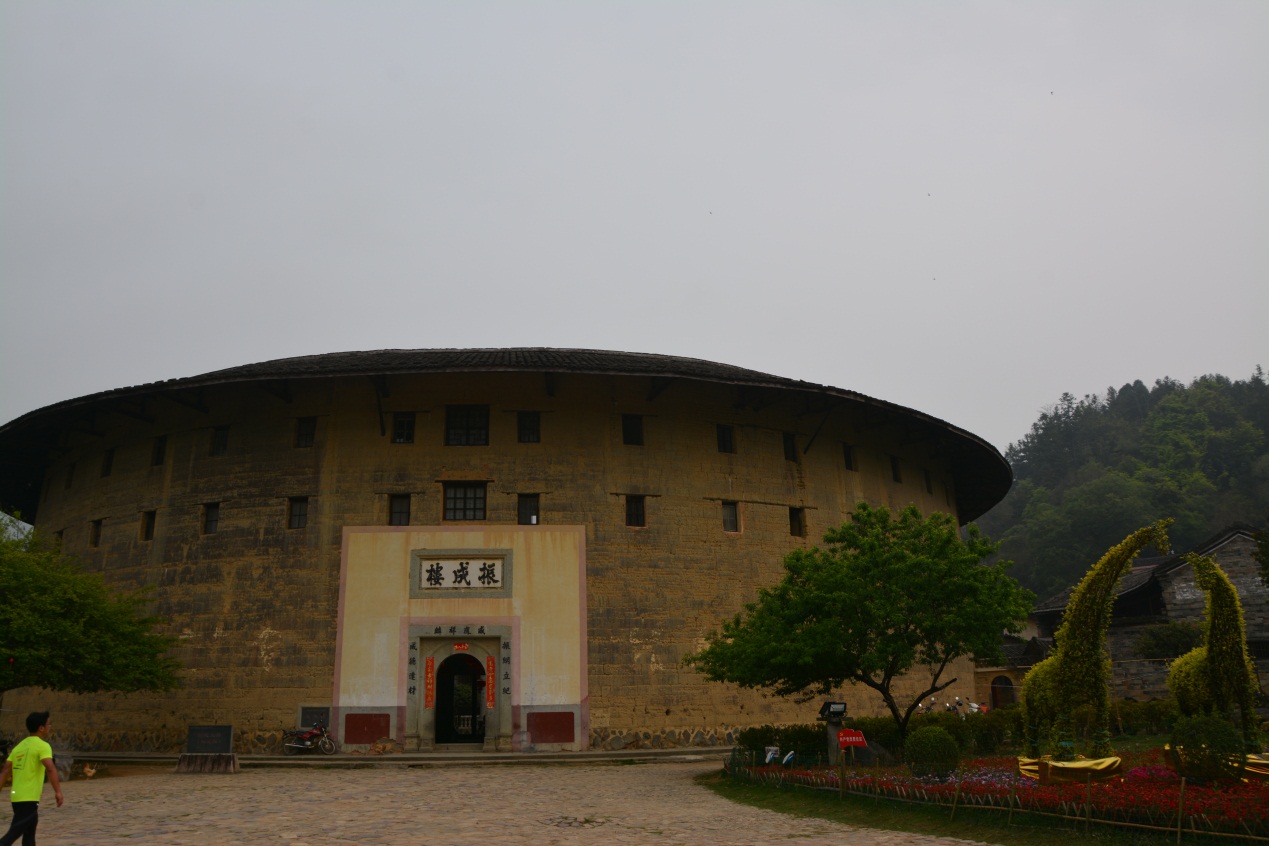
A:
840;708;1022;757
735;723;830;764
1170;715;1246;783
904;726;959;778
737;697;1172;763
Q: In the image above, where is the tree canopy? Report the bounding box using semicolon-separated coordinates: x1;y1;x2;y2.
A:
687;503;1033;739
977;369;1269;599
0;529;181;696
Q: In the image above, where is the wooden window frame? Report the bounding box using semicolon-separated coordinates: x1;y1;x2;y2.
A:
443;482;487;521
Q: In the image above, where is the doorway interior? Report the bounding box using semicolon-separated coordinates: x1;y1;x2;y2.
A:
435;653;486;745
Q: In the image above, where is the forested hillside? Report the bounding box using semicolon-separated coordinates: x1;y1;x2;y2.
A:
975;368;1269;601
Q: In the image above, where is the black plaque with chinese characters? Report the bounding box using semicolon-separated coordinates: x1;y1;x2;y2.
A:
185;724;234;754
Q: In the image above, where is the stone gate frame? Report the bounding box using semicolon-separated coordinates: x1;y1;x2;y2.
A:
408;625;513;752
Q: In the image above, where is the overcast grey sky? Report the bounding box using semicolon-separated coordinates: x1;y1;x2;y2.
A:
2;1;1265;451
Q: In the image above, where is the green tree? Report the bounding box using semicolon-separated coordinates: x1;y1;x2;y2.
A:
979;368;1269;598
0;529;181;697
1255;510;1269;592
1133;621;1203;660
687;503;1033;741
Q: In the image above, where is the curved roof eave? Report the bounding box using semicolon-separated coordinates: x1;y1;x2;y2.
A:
0;348;1012;523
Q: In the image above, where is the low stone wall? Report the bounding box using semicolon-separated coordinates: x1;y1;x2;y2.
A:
589;726;737;751
56;728;285;756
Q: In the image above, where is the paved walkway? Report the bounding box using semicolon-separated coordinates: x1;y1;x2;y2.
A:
38;759;988;845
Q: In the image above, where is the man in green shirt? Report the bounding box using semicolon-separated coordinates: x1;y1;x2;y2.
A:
0;712;63;846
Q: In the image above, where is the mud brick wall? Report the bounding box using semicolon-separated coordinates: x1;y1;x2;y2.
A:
4;369;985;752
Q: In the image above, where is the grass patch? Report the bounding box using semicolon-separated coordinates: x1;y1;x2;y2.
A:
695;768;1198;846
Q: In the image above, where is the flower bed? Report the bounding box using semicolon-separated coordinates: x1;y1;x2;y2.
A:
726;750;1269;841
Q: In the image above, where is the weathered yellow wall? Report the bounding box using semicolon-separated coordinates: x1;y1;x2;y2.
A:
8;370;982;753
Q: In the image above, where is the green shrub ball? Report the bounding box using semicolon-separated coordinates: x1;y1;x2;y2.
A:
904;726;959;779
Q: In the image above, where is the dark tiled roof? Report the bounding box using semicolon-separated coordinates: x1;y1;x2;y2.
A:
1033;558;1163;614
1147;524;1259;579
0;348;1011;522
1031;525;1262;618
1000;642;1030;664
195;348;804;387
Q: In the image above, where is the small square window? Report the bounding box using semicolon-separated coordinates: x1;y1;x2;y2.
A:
202;502;220;534
389;494;411;525
151;435;167;466
783;432;798;462
722;501;739;533
392;413;416;444
295;417;317;448
90;519;102;548
716;424;735;454
518;493;540;525
288;497;309;529
100;448;115;477
443;482;487;521
890;455;903;483
842;444;856;472
789;507;806;538
625;494;646;528
141;510;156;541
517;411;541;444
445;405;489;446
210;426;230;457
622;414;644;446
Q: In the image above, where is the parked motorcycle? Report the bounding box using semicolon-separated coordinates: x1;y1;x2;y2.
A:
281;721;336;755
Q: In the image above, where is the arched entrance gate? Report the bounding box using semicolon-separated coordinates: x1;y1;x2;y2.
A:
409;625;513;752
990;675;1018;710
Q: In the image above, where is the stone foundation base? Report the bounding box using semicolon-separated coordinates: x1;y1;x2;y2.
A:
58;729;284;756
589;726;737;751
176;753;240;773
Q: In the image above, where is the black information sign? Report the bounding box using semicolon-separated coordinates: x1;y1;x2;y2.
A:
186;725;234;754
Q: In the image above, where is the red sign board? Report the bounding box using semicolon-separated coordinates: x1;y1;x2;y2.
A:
453;642;469;651
838;728;867;748
486;656;496;708
424;657;435;708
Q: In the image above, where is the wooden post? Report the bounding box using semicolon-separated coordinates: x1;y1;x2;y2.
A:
1007;774;1016;825
1084;774;1092;833
1176;777;1186;845
950;772;962;822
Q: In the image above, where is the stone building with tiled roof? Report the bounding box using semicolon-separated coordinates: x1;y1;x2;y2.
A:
1030;524;1268;703
0;348;1012;754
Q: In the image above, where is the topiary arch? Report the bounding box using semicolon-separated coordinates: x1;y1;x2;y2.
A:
1166;552;1260;751
1020;520;1172;760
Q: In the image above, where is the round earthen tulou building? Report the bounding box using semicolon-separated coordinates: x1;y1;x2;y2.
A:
0;349;1011;753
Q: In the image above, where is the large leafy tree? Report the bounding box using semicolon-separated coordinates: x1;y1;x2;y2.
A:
0;529;181;697
688;503;1033;740
979;368;1269;598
